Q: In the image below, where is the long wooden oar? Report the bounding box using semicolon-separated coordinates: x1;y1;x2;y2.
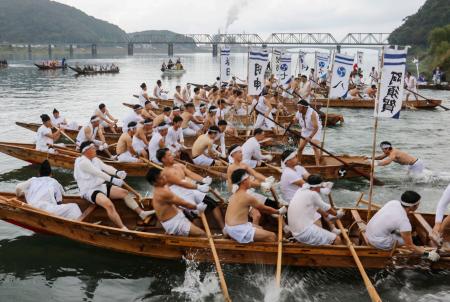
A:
269;187;283;287
254;108;383;185
404;87;450;111
199;213;231;301
56;128;76;144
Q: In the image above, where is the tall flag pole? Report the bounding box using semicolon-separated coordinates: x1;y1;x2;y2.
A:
367;46;408;220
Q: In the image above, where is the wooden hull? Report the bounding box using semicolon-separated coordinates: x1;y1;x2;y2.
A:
34;63;67;70
0;193;448;269
161;69;186;75
308;99;442;109
69;66;119;75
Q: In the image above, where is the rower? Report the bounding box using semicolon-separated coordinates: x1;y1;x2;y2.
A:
116;121;141;163
295;99;323;166
148;122;169;163
224;169;286;243
203;105;218;132
369;66;379;85
15;160;82;220
145;168;206;237
153;80;168;100
94;103;118;133
75;116;110;155
366;191;440;261
152;106;172;127
166;115;185;156
191;126;221;166
431;183;450;247
122;104;144;133
299;75;314;102
279;149;311;202
132;118;153;159
217;99;237;136
374;141;425;176
193;87;207;110
157;148;225;230
36;114;62;154
181;103;202;137
405;71;419;101
253;92;276;133
74;141;154;229
142;100;158;119
173;85;184;107
138;83;158;109
288;175;343;246
214;120;228;158
193;103;207;126
181;83;192;103
51;108;78;130
241;128;273;168
365;85;377;99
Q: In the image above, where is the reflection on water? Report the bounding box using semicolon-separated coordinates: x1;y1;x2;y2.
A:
0;54;450;301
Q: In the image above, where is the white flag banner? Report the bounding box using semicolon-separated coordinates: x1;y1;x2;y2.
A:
248;48;269;96
278;53;292;84
298;51;308;73
375;48;408;119
329;53;354;99
315;52;330;79
357;51;364;66
271;49;282;76
220;47;231;84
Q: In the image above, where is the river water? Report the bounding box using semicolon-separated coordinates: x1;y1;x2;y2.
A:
0;52;450;301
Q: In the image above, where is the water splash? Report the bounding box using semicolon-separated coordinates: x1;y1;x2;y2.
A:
171;257;221;301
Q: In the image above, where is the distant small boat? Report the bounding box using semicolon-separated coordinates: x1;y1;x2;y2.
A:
34;63;67;70
417;83;450;90
161;68;186;76
69;66;120;75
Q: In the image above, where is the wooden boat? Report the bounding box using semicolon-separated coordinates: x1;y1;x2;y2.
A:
34;63;67;70
0;142;370;181
307;99;442;110
418;83;450;90
161;68;186;76
0;192;448;269
131;96;174;108
69;66;119;75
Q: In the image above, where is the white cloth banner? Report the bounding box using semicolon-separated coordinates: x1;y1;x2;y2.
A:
375;48;408;119
271;49;282;76
315;52;330;79
298;51;308;73
329;53;354;99
278;53;292;84
220;47;231;84
357;51;364;66
248;49;269;95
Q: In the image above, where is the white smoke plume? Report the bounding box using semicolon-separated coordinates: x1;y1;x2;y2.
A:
225;0;250;32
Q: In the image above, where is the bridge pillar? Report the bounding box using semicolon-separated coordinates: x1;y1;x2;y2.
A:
212;43;218;57
28;44;32;60
91;44;97;57
168;43;174;56
336;45;341;54
69;44;74;59
48;44;52;59
128;43;134;56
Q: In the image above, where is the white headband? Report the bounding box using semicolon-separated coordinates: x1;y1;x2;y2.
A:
209;108;218;113
400;200;420;207
380;143;392;149
143;120;153;125
81;143;95;153
157;125;169;131
228;146;242;164
90;117;100;123
281;150;297;169
231;172;249;193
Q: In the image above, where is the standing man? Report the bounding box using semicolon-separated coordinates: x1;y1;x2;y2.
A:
295;99;322;166
405;71;419;101
369;66;379;85
181;83;192;103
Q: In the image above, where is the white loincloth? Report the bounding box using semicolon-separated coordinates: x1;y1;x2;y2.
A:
169;184;206;205
367;232;404;250
293;223;336;246
224;222;256;243
117;151;139;163
255;113;275;130
408;159;424;175
192;154;214;166
132;136;147;155
161;211;191;236
301;129;322;142
34;202;82;220
159;93;168;100
168;142;182;154
182;127;197;137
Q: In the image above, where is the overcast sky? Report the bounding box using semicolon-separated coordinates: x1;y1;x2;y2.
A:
55;0;426;38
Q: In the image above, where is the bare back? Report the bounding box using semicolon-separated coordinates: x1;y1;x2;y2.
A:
153;186;181;222
226;190;256;226
191;134;212;158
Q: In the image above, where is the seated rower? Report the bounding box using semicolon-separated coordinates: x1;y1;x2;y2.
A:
173;85;185;107
76;116;110;154
166;115;185;156
191;126;221;166
146;168;206;236
15;160;81;220
227;144;278;225
153;106;172;127
95;103;118;134
153;80;169;100
148;122;169;163
431;183;450;247
295;99;323;166
181;103;203;137
374;141;425;176
365;85;377;99
288;175;343;246
157;148;225;230
74;141;154;229
279;149;310;202
116;121;142;163
36;114;62;154
366;191;440;261
142;100;158;120
132;118;153;159
51;108;78;130
138;83;159;109
225;169;286;243
241;128;273;168
122;104;144;133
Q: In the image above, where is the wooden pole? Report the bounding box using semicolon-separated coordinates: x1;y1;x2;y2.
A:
276;214;283;287
123;182;142;201
320;50;336;150
57;128;76;144
199;213;231;302
335;219;382;302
